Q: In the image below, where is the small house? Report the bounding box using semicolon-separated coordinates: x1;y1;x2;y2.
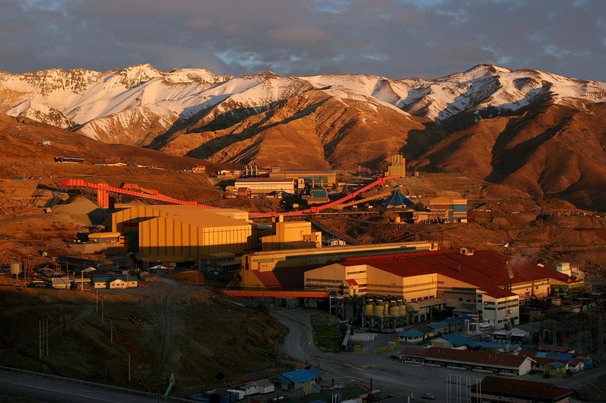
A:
544;361;568;378
109;278;127;289
274;368;323;392
397;328;425;344
92;278;108;289
237;379;275;396
50;277;70;289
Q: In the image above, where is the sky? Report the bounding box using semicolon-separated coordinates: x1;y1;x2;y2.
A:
1;0;605;81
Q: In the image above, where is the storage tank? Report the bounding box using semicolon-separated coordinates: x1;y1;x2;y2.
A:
364;300;375;316
399;301;407;317
374;299;384;316
10;261;20;275
383;301;390;317
389;301;400;317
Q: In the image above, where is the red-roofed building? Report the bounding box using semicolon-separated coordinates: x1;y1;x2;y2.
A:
470;375;574;402
304;248;583;329
398;346;534;376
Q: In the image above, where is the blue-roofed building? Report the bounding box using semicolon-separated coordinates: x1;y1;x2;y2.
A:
443;315;472;332
427;321;449;335
398;328;425;343
544;361;567;377
546;352;575;362
382;190;414;208
440;333;479;349
274;367;323;392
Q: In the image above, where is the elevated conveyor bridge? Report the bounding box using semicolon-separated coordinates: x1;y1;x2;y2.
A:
60;175;400;217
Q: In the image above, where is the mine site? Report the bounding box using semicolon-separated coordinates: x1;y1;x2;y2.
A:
1;126;606;402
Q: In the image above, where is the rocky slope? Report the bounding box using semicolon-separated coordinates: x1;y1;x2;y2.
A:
1;64;606;209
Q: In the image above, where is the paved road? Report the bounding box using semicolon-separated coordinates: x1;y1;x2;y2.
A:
271;308;466;401
272;307;603;402
0;367;159;402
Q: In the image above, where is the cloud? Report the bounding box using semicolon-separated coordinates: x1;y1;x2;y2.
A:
0;0;604;81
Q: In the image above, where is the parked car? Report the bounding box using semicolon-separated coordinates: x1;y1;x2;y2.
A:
421;393;435;400
138;283;148;288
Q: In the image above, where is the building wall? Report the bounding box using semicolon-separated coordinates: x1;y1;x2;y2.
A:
261;220;322;251
111;205;170;234
139;215;252;263
304;264;439;301
304;263;348;291
386;154;406;178
510;278;551;301
269;170;337;187
233;179;295;194
428;197;468;223
481;295;520;329
243;241;438;272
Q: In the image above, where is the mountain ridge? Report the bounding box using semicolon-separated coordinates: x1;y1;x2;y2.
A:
1;63;606;210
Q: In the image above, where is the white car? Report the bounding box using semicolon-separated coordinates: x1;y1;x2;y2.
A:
421;393;435;400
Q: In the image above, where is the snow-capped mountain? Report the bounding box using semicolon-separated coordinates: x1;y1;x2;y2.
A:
2;63;606;210
3;63;604;139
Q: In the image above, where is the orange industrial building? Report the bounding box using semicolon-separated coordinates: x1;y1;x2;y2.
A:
428;197;468;223
237;241;439;290
260;216;322;251
302;248;583;329
108;205;332;269
110;205;256;263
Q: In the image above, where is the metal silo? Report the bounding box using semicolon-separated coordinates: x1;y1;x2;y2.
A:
364;299;375;316
399;300;407;317
389;301;400;317
374;299;384;316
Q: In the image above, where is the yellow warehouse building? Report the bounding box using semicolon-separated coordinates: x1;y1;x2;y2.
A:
110;205;256;263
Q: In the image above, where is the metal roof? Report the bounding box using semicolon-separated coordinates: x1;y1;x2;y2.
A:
341;249;580;299
281;368;321;383
398;328;424;338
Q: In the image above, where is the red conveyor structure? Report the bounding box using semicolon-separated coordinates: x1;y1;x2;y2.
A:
60;175;400;217
59;178;217;210
248;175;400;218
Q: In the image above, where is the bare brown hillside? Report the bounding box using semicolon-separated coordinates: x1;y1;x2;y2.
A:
0;283;289;397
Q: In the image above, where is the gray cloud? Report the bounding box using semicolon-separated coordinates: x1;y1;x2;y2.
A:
1;0;604;81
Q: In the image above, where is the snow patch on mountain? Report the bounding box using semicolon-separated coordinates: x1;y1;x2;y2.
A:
6;99;73;128
1;63;605;142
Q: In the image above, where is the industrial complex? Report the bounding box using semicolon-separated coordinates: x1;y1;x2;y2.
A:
41;155;588;339
25;155;589;334
6;153;603;402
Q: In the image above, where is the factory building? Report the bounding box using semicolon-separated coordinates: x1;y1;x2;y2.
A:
385;154;406;178
269;169;337;188
239;241;438;289
428;197;468;223
233;177;296;195
303;248;582;329
261;217;322;251
110;205;256;264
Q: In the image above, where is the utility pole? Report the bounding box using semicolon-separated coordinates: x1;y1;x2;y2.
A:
39;318;49;359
